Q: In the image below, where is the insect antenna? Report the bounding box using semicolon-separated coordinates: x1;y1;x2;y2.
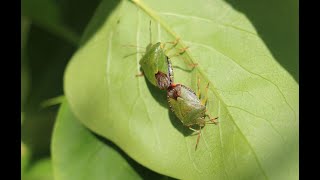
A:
149;20;152;44
121;44;145;49
123;51;145;58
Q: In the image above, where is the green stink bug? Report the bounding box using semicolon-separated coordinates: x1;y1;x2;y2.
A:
137;21;188;90
139;42;174;90
167;78;218;150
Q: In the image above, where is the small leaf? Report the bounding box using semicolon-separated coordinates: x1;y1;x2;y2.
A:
23;158;54;180
21;142;31;176
64;0;298;179
52;101;161;180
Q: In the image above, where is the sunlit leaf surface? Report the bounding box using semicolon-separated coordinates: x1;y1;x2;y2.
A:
64;0;298;179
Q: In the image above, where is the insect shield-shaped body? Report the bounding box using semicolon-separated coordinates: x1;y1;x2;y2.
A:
167;84;206;126
167;83;218;150
139;42;174;90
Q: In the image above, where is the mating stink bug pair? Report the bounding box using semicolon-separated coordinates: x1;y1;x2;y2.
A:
136;21;218;150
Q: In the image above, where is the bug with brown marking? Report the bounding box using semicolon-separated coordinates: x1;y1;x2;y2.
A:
167;78;218;150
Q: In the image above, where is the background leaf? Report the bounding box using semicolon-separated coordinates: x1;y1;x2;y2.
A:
225;0;299;82
22;0;79;45
21;142;31;176
64;0;298;179
21;16;31;108
21;0;101;162
23;158;54;180
52;101;171;180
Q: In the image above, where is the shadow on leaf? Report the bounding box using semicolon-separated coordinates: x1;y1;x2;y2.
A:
79;0;121;46
145;75;168;108
91;131;176;180
168;110;193;137
225;0;298;82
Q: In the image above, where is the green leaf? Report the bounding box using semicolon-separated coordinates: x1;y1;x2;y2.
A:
23;158;54;180
21;17;31;108
52;101;166;180
21;24;75;160
225;0;299;82
64;0;298;179
21;142;31;176
22;0;80;45
21;0;101;160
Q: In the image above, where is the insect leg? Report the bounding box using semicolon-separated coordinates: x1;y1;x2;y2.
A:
181;57;198;68
195;126;202;150
168;55;198;70
178;46;189;54
188;126;199;135
206;114;218;124
167;46;189;58
196;76;201;99
163;38;189;57
164;38;180;47
188;125;204;150
201;82;210;106
161;38;179;51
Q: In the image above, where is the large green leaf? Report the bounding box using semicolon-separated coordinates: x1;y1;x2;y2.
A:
52;101;167;180
64;0;298;179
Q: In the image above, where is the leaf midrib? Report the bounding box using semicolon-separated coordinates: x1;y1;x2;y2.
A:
131;0;269;179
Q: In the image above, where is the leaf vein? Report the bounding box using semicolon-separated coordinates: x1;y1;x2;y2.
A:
227;105;285;143
185;40;297;123
136;8;162;151
201;129;217;174
217;100;229;179
184;138;202;174
159;12;257;36
132;1;271;178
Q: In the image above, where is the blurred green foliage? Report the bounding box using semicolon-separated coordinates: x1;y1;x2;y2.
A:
21;0;101;179
21;0;169;179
